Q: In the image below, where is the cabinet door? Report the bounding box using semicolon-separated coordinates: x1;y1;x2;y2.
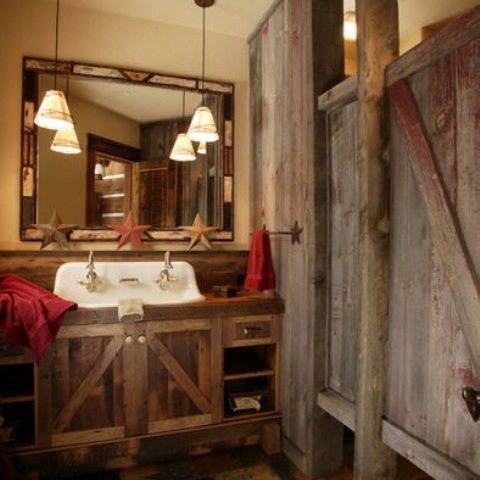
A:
146;319;222;434
37;324;126;448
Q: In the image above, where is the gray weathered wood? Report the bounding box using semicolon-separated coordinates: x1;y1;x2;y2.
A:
389;79;480;377
354;0;398;478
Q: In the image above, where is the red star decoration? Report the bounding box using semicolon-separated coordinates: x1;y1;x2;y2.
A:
110;212;151;249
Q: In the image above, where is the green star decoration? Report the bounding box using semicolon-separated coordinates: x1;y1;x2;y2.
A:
32;209;77;250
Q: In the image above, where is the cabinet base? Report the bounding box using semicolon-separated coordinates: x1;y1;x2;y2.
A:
11;416;281;479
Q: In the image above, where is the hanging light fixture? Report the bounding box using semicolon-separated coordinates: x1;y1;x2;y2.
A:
34;0;74;130
197;141;207;155
170;91;196;162
50;78;82;154
187;0;219;143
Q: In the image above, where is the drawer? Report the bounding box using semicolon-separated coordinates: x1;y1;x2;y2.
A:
223;315;280;346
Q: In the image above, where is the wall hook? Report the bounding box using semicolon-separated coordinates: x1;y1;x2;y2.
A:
258;220;303;245
462;386;480;422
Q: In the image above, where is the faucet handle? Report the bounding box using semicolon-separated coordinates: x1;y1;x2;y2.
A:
164;251;173;270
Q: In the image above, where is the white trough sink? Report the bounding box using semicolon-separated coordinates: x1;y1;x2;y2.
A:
53;261;205;308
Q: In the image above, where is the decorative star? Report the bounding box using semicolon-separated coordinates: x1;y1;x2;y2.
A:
109;211;151;249
180;213;217;251
291;221;303;245
32;209;77;250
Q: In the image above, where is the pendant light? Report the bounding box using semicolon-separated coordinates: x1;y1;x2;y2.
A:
187;0;219;143
50;78;82;154
197;141;207;155
34;0;74;131
170;91;197;162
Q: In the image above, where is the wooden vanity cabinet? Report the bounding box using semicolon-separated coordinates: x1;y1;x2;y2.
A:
36;317;222;448
6;296;284;477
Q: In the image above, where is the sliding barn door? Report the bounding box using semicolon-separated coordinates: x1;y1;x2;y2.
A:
385;6;480;478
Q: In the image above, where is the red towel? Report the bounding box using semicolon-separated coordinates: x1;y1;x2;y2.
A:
244;229;276;291
0;274;77;363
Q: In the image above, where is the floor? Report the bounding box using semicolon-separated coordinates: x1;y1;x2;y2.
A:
33;443;432;480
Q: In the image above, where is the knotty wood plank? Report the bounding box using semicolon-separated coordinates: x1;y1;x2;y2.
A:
52;336;124;433
354;0;398;478
148;335;211;414
389;79;480;376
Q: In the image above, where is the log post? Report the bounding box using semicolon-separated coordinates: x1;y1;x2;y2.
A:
354;0;398;478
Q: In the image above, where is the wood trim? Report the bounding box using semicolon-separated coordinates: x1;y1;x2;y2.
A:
56;324;124;339
317;74;358;112
386;5;480;86
389;79;480;376
382;421;479;480
148;414;212;434
52;427;125;448
317;391;355;432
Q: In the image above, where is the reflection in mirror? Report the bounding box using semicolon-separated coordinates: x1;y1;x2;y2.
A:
21;57;234;243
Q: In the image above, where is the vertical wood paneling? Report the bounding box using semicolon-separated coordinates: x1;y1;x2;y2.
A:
328;101;359;402
249;0;345;476
386;9;480;475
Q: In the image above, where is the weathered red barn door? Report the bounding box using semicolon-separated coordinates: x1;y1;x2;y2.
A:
385;6;480;479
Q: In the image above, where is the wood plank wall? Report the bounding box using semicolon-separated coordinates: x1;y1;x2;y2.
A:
249;0;344;476
385;6;480;478
0;251;248;293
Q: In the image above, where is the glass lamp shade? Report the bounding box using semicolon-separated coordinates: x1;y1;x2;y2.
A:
94;162;104;179
34;89;74;130
169;133;197;162
187;106;219;143
197;141;207;155
50;127;82;154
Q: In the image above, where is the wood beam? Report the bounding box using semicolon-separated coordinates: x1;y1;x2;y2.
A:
354;0;398;478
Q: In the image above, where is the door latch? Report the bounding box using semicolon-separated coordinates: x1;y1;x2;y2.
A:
462;387;480;422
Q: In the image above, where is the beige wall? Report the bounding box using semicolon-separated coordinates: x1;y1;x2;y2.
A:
0;0;250;250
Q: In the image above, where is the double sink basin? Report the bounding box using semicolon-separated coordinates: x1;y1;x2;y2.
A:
53;257;205;308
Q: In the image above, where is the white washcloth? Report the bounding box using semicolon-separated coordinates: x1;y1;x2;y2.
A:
118;298;144;323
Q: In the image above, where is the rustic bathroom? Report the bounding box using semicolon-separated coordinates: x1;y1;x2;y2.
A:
1;1;479;479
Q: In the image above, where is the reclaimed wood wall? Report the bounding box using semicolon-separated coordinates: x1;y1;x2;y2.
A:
0;251;248;294
249;0;344;476
385;6;480;479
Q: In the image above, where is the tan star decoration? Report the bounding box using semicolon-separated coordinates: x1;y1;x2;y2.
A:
181;213;217;251
32;209;77;250
109;211;152;249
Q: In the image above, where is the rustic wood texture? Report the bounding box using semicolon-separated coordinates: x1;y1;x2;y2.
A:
354;0;398;479
320;76;359;403
0;251;248;294
249;0;345;476
386;7;480;476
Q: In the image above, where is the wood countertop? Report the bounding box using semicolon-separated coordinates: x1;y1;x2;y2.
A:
61;292;285;326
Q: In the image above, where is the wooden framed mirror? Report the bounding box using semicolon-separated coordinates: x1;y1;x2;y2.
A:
20;57;234;242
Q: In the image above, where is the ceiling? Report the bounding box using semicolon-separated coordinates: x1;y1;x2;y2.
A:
42;0;478;123
48;0;479;42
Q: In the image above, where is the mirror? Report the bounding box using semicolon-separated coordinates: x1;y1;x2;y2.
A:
21;57;234;243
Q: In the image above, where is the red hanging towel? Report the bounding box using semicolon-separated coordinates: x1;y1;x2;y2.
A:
244;229;276;291
0;274;77;363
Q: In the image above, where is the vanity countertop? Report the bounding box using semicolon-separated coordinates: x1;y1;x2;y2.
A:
61;291;284;326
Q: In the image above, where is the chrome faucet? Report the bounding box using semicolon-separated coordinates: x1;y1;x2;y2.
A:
79;251;99;292
156;251;176;290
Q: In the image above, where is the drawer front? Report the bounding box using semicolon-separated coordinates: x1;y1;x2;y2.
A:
223;315;280;346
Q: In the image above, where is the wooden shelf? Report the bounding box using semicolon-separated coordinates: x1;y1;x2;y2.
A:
0;394;35;405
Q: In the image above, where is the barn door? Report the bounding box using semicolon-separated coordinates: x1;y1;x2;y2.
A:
385;6;480;478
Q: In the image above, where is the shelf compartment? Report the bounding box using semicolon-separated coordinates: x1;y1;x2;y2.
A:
223;345;276;377
0;364;34;398
0;401;35;447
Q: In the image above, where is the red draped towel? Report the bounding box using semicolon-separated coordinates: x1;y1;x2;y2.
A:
244;229;276;291
0;274;77;363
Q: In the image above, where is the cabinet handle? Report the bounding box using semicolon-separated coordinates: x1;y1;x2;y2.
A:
125;335;134;344
138;335;146;344
243;326;263;336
